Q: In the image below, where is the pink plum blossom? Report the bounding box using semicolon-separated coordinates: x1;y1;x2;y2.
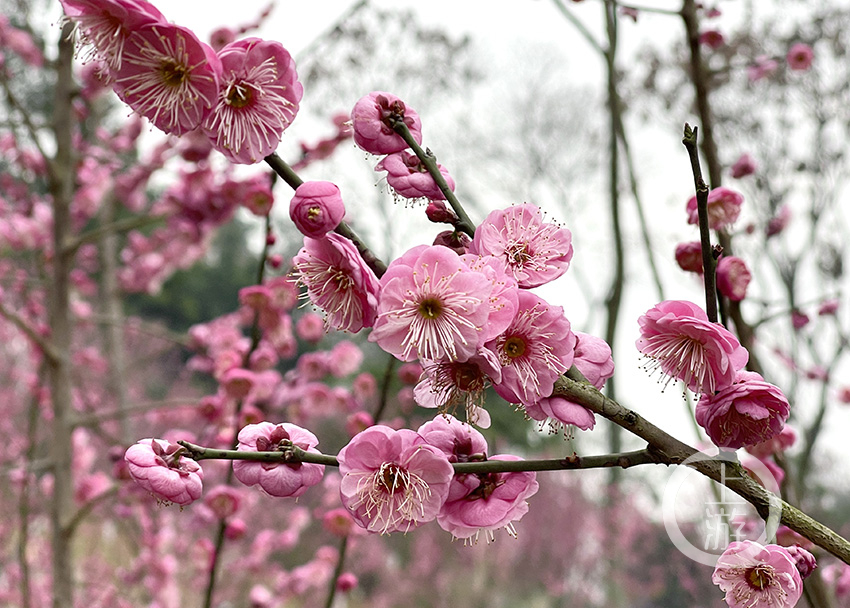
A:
488;290;576;407
696;371;790;449
716;256;752;301
748;55;779;82
636;300;748;394
327;340;363;377
114;23;221;136
289;181;345;238
376;151;455;201
766;204;791;237
414;349;502;427
730;153;757;178
124;438;203;506
417;414;488;461
699;29;725;49
60;0;165;73
232;422;325;498
203;485;242;519
712;540;803;608
202;38;302;163
337;425;453;534
746;425;796;459
686;187;744;231
437;454;539;541
675;241;704;274
525;395;596;432
470;203;573;288
351;91;422;155
791;310;809;330
461;253;520;342
785;545;817;579
295;312;325;342
786;43;814;71
293;233;381;333
818;298;839;316
369;245;493;362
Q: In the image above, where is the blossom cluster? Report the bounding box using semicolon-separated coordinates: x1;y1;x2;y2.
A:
126;415;539;541
61;0;302;164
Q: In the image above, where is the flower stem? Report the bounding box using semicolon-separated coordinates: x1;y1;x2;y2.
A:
682;124;719;323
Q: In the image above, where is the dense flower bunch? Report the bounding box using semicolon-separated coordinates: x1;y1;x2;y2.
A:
60;0;302;164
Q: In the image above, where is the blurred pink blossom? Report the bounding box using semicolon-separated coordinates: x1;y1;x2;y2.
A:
716;256;752;301
786;42;814;71
675;241;704;274
730;153;757;178
686;187;743;231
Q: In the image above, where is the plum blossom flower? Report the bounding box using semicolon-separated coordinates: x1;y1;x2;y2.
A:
766;204;791;237
124;438;203;506
376;151;455;201
232;422;325;498
289;181;345;238
114;23;221;136
470;203;573;288
525;332;612;433
712;540;803;608
686;187;744;231
730;153;757;178
636;300;748;394
202;38;303;164
337;425;453;534
716;256;752;301
59;0;165;73
675;241;704;274
696;371;790;449
437;454;539;541
489;290;576;406
351;91;422;155
786;43;814;71
785;545;817;580
414;349;502;427
748;55;779;82
293;233;381;333
417;416;538;540
699;29;725;49
369;245;493;362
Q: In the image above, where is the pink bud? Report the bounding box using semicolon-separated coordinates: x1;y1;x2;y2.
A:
699;29;724;49
675;241;704;274
787;42;814;71
716;256;752;301
425;200;457;224
289;181;345;238
124;439;203;506
336;572;358;592
730;153;757;178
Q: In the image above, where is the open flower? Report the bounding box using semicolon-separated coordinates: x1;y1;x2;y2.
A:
470;203;573;288
712;541;804;608
232;422;324;498
636;300;748;394
686;187;744;231
414;348;502;427
338;426;453;534
114;22;221;135
786;43;814;71
351;91;422;155
289;181;345;238
124;438;203;506
696;371;790;449
202;38;302;164
489;290;575;407
60;0;165;74
369;245;492;362
293;233;381;333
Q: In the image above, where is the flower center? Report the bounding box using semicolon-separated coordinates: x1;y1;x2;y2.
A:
225;82;253;108
746;564;774;590
418;297;443;319
307;205;322;220
378;463;406;494
159;60;188;87
503;336;526;359
506;242;533;267
452;362;484;392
